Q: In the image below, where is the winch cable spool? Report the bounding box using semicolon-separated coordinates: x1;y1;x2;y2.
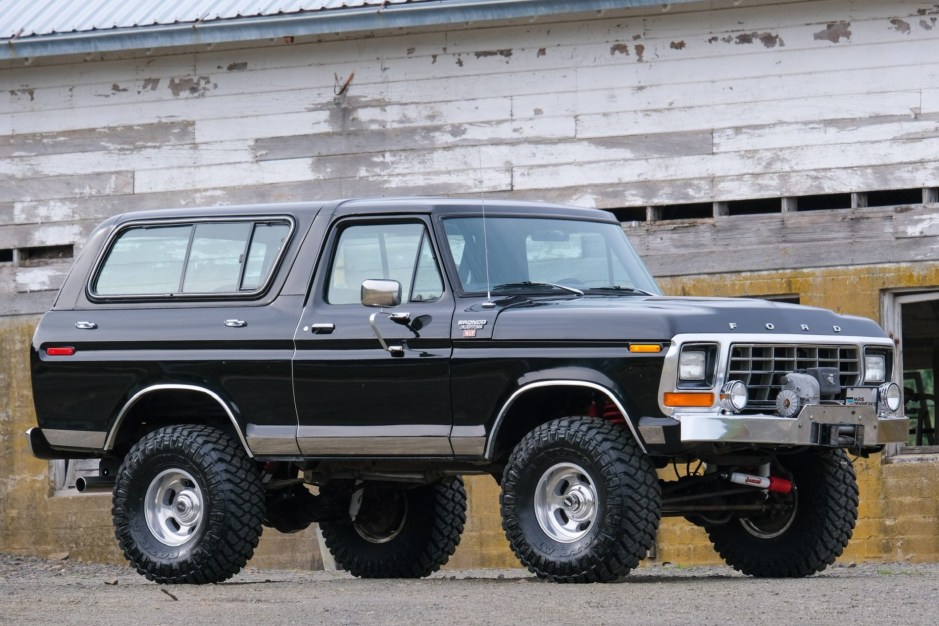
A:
776;372;821;418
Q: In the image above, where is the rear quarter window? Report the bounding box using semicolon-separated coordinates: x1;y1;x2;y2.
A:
91;219;292;299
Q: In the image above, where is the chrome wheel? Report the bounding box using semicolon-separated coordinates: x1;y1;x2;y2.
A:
352;487;409;544
740;490;798;539
144;468;204;547
534;462;598;543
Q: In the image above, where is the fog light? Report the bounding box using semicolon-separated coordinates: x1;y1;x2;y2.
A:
720;380;748;413
879;382;901;413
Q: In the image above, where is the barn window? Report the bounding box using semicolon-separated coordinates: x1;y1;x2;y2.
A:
883;290;939;455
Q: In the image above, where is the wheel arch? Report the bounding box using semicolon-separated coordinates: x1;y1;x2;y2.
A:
485;377;646;462
104;384;252;458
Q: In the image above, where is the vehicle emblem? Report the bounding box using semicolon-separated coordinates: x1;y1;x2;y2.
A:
765;323;775;330
833;325;842;333
728;322;737;330
458;319;487;338
801;324;810;332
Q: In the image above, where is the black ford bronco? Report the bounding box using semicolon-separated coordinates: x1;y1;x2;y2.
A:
28;198;909;584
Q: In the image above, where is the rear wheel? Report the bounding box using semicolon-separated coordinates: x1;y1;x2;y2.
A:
319;477;466;578
500;417;660;583
706;449;858;578
112;425;265;584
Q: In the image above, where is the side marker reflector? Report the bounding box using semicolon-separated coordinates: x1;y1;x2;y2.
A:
46;347;76;356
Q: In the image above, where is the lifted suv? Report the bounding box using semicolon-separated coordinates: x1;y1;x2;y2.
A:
28;198;909;584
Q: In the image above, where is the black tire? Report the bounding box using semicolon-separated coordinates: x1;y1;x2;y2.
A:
500;417;661;583
319;477;466;578
706;449;858;578
112;425;265;584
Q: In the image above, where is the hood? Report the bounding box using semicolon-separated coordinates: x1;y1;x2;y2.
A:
488;296;886;341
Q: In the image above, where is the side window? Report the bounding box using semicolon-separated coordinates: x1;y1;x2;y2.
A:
411;234;444;302
182;222;252;293
327;223;443;305
243;223;291;290
95;225;191;295
93;220;290;297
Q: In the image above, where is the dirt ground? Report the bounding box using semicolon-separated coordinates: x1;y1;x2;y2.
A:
1;553;936;626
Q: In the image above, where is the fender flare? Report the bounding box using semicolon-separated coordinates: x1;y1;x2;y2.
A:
103;384;253;458
484;379;647;460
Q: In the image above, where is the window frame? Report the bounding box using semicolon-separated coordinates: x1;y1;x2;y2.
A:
86;216;295;302
320;216;448;307
882;288;939;459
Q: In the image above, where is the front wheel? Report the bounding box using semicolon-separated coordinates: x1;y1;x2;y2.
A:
319;477;466;578
112;425;265;584
706;449;859;578
500;417;661;583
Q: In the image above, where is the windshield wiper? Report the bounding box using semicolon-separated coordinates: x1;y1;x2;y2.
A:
584;286;655;296
492;281;584;296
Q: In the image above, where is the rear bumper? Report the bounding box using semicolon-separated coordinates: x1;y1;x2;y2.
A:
677;405;908;447
26;427;102;460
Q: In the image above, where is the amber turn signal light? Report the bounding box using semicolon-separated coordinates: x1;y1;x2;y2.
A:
663;391;714;407
628;344;662;353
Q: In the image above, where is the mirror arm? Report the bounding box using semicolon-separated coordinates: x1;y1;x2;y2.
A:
368;311;392;352
370;310;411;355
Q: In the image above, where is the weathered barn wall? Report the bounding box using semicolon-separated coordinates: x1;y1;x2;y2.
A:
2;0;939;570
4;0;939;313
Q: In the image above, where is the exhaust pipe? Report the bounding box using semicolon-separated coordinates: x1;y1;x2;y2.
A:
75;475;116;494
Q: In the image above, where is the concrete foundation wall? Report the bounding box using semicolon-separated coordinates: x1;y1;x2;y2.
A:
5;260;938;569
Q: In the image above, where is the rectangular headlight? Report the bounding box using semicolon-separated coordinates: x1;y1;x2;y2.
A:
679;350;707;381
864;353;886;383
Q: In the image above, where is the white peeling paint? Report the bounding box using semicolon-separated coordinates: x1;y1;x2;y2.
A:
14;200;78;224
903;215;939;238
30;224;83;247
14;266;69;292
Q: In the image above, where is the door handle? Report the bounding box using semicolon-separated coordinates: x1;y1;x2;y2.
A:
308;323;335;334
223;319;247;328
74;321;98;330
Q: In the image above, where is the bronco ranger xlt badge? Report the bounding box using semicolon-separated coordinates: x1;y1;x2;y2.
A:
27;198;908;584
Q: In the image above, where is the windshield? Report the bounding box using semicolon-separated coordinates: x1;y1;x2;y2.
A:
442;216;662;296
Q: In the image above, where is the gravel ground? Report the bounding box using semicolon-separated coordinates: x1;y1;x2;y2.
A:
1;553;937;626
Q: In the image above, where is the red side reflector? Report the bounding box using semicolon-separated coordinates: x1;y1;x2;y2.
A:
46;346;76;356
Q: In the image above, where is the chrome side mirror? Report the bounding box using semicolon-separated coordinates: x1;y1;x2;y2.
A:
361;279;401;308
362;279;405;356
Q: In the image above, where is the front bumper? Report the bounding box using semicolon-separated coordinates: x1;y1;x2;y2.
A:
677;405;909;447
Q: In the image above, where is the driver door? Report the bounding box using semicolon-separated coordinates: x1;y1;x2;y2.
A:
292;217;455;456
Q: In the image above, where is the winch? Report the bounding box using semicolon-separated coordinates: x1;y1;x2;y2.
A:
776;367;841;417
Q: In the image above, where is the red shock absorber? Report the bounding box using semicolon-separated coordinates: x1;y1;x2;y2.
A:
725;472;793;494
601;401;626;424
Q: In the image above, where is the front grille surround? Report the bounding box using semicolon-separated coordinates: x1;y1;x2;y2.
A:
728;343;861;411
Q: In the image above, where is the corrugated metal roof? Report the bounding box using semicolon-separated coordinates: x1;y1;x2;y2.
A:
0;0;704;60
1;0;421;40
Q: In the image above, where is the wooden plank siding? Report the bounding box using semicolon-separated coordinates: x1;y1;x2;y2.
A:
2;0;939;311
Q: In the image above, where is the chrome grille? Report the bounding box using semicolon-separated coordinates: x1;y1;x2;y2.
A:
728;344;861;410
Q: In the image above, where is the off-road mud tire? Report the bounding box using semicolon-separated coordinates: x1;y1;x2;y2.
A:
706;449;858;578
112;425;265;584
319;477;466;578
500;417;660;583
